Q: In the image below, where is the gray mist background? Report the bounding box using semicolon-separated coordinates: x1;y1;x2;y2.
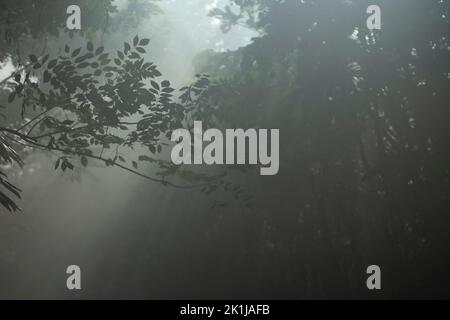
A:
2;0;450;300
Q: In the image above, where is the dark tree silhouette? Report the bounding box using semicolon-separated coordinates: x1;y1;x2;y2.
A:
190;0;450;298
1;0;449;299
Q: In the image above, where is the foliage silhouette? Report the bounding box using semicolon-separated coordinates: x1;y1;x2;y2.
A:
0;34;240;212
192;0;450;298
1;0;449;299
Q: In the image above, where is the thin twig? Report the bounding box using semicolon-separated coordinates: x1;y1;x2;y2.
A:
0;127;223;189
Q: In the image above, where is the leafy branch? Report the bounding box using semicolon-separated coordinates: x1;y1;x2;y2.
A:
0;35;232;212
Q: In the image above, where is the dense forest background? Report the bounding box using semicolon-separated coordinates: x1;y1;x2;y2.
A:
0;0;449;299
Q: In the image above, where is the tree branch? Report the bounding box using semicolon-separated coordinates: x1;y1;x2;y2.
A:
31;121;140;140
0;127;36;143
0;127;223;189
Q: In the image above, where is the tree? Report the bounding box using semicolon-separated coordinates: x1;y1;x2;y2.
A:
193;0;450;297
0;1;237;212
1;31;242;212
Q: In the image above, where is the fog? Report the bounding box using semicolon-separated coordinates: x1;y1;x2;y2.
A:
2;0;449;300
0;0;256;299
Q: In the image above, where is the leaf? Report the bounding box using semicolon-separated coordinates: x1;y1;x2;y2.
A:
15;85;23;94
161;80;170;88
139;38;150;46
117;51;124;60
150;81;160;91
143;62;153;69
29;54;37;63
99;53;109;60
95;47;104;55
162;87;175;93
129;52;140;59
55;158;61;170
81;156;88;167
138;155;155;162
8;92;15;103
14;73;21;83
87;41;94;52
43;70;51;83
136;47;146;54
133;35;139;47
75;55;88;64
104;66;117;72
72;48;81;57
124;42;131;54
47;59;58;69
54;64;63;73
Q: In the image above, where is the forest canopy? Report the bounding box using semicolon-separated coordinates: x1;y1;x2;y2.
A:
0;0;449;299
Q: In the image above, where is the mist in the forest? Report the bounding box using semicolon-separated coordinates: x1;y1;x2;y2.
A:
0;0;256;299
1;0;450;300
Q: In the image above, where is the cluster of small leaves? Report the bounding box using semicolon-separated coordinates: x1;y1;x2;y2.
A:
54;156;75;171
180;74;217;127
1;34;254;212
0;135;23;212
179;75;256;208
6;35;183;169
0;35;191;211
179;74;251;129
